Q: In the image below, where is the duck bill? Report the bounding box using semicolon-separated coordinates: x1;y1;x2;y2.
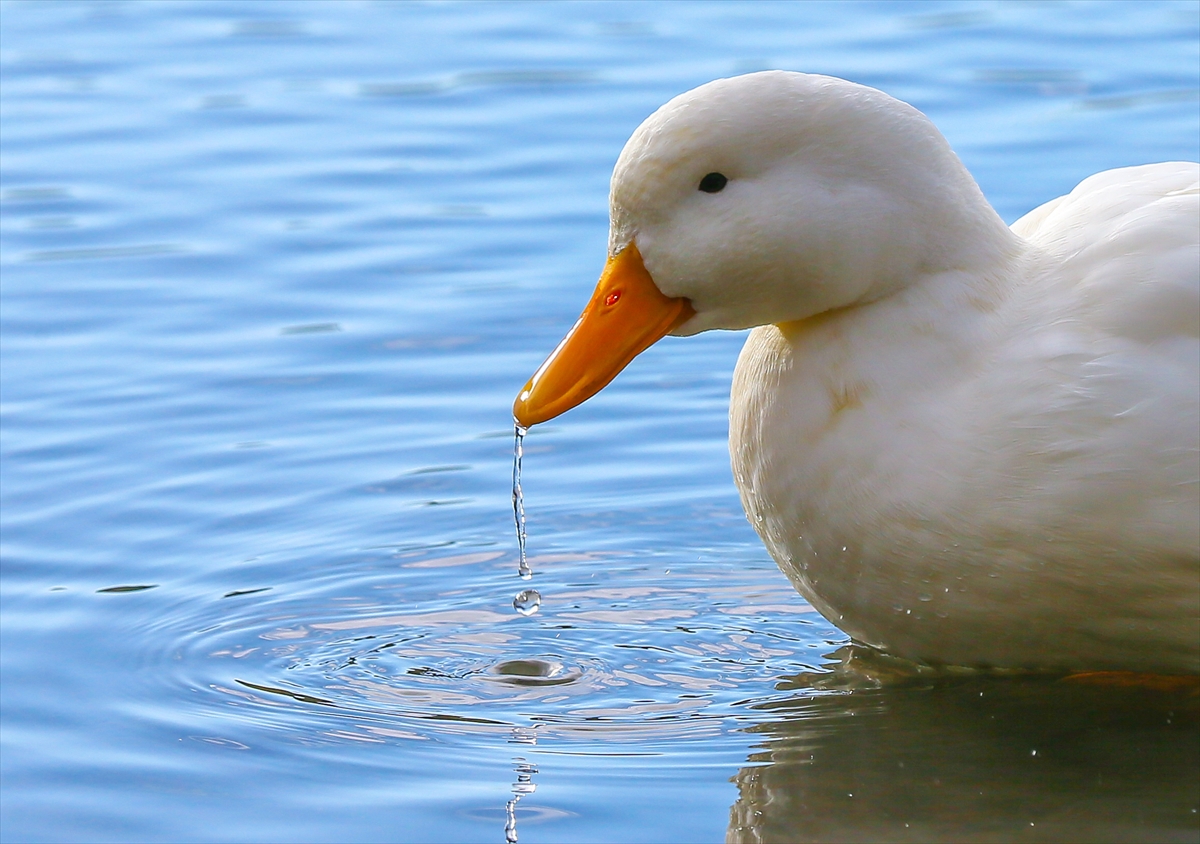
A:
513;244;694;428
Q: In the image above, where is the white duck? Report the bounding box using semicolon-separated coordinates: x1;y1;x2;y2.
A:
513;71;1199;675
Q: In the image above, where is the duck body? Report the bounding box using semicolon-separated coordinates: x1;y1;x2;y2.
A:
731;164;1199;673
515;72;1200;674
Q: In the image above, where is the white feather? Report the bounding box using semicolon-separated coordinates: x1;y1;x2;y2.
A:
613;72;1199;672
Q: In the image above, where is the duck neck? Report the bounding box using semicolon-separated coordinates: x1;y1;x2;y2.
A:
780;207;1029;342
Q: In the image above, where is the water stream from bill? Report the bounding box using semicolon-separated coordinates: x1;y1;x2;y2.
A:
511;424;541;616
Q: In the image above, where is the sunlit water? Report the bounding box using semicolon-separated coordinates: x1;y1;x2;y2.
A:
2;2;1198;842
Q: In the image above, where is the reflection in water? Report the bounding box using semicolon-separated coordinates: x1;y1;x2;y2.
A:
505;725;540;843
728;654;1199;843
504;758;539;843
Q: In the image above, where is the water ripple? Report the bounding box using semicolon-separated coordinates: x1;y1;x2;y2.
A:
156;546;830;747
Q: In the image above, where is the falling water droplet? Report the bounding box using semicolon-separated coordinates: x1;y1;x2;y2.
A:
512;424;531;581
513;589;541;616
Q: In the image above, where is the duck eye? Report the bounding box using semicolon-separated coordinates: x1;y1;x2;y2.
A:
698;172;727;193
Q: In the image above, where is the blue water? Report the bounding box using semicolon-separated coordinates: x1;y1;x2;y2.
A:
2;2;1197;841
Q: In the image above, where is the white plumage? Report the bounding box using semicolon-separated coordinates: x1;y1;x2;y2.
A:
618;72;1199;673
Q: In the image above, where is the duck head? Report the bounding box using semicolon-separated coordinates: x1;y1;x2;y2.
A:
513;70;1005;427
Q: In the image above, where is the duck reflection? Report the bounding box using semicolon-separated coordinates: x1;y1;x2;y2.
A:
728;650;1199;843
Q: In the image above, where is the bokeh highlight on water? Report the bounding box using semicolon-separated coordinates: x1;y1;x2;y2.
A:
2;2;1198;841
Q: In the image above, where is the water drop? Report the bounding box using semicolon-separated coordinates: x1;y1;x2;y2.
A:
512;425;531;580
513;589;541;616
917;593;932;602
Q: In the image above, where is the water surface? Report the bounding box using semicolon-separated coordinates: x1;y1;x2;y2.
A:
2;2;1198;841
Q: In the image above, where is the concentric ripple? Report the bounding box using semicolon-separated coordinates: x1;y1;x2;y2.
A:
153;542;845;748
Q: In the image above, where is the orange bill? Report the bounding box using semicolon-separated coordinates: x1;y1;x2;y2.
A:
513;244;695;428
